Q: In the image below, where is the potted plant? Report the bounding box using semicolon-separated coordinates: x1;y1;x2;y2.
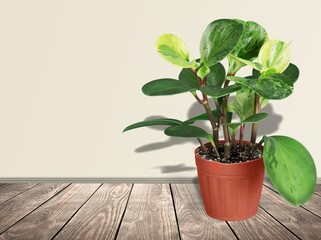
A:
123;19;317;221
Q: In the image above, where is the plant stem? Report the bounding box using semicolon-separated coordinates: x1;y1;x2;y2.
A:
257;137;264;147
250;93;260;145
221;75;234;159
202;95;219;145
197;138;207;152
208;136;220;158
239;124;245;151
231;132;236;149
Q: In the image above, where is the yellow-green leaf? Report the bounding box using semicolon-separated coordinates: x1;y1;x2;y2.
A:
156;34;196;68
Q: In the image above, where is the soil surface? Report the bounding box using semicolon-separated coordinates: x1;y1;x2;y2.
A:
197;144;262;164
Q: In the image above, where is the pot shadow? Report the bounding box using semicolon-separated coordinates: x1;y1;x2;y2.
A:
152;164;196;173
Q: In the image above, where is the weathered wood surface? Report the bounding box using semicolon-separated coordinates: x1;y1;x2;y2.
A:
259;186;321;240
313;184;321;196
116;184;179;240
0;183;69;234
171;184;236;240
0;183;36;205
0;184;100;240
229;207;299;240
0;183;320;240
53;184;132;240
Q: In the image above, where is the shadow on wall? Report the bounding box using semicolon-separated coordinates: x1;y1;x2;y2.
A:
135;103;282;175
135;102;282;153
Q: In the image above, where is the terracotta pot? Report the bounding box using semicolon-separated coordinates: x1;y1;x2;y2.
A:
195;141;264;221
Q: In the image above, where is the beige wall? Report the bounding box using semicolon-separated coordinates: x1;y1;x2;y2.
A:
0;0;320;179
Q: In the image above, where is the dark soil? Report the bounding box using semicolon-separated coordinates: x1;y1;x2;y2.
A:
197;144;262;164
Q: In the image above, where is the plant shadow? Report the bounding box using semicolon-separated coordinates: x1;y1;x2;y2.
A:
135;102;282;154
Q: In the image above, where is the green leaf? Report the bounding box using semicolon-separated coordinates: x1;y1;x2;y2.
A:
282;63;300;84
227;92;254;121
197;65;210;80
184;110;232;124
184;110;218;124
200;84;241;98
243;112;268;123
164;125;209;138
200;19;243;67
123;118;183;132
156;34;196;68
228;54;263;71
227;123;241;134
258;40;291;73
142;79;193;96
228;74;293;99
263;136;316;205
232;20;268;60
179;68;199;89
229;20;268;73
206;62;226;87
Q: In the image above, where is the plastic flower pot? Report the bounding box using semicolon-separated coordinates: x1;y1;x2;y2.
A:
195;141;264;221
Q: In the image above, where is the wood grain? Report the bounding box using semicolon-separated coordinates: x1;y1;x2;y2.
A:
259;186;321;239
301;194;321;218
0;183;69;234
53;184;132;240
0;184;100;240
229;206;298;240
0;183;36;205
171;184;236;240
314;184;321;197
117;184;179;240
264;182;321;218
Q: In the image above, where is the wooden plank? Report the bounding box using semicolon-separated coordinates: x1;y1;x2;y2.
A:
117;184;179;240
259;186;321;239
171;184;236;240
228;207;298;239
52;184;132;240
314;185;321;197
301;194;321;218
264;182;321;218
0;183;37;205
0;183;69;234
0;184;100;240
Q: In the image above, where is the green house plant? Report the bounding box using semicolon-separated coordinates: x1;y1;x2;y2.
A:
124;19;317;220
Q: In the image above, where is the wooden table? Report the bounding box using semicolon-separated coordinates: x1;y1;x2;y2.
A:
0;183;320;239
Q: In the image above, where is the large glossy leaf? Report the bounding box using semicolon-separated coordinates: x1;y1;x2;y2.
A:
200;19;243;67
228;74;293;99
282;63;300;83
258;40;291;73
200;84;241;98
142;79;193;96
263;136;317;205
227;92;255;121
206;62;226;87
123;118;182;132
156;34;196;68
229;20;268;73
179;68;199;89
164;125;210;138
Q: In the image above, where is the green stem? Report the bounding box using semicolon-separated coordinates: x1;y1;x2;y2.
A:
208;136;220;158
250;93;260;145
197;138;207;152
239;124;245;151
